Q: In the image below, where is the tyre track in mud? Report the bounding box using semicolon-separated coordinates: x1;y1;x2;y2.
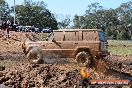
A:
101;55;132;81
0;52;25;60
107;69;132;81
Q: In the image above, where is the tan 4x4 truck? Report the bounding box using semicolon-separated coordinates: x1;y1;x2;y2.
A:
22;29;110;66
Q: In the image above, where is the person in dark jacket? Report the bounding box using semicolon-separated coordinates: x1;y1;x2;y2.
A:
5;20;11;38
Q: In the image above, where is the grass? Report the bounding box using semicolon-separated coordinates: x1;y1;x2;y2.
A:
108;40;132;46
36;33;48;41
108;40;132;56
0;60;20;67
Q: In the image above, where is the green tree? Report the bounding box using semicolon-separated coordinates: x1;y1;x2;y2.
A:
84;2;105;29
0;0;10;20
118;29;131;40
57;15;71;29
73;14;81;28
116;1;132;40
73;2;131;40
11;0;58;30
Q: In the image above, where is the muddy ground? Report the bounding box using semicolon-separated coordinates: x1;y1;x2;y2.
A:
0;32;131;88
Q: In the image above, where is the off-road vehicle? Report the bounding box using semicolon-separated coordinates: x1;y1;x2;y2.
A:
22;29;110;66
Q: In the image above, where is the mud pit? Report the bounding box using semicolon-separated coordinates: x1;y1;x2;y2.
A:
0;32;131;88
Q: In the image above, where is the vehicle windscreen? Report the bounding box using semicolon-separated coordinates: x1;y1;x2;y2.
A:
99;31;107;42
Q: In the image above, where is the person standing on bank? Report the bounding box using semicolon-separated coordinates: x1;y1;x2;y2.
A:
6;20;11;38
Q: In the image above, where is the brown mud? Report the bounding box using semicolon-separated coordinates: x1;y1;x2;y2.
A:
0;32;131;88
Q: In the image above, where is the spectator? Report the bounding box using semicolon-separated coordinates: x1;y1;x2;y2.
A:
2;21;7;30
1;21;7;36
6;20;11;38
11;21;14;31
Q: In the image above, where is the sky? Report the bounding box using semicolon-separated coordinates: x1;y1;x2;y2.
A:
6;0;131;17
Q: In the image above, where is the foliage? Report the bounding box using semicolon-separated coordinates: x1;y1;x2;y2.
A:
73;15;81;28
73;1;132;40
0;0;10;21
57;15;71;29
10;0;58;30
0;0;131;38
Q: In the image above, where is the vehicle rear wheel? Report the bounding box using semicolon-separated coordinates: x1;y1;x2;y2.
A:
75;51;91;67
26;47;43;64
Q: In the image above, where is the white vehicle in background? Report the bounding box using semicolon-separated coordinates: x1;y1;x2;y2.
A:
25;26;32;32
41;27;52;33
16;25;40;32
35;28;40;33
16;26;23;32
18;26;31;32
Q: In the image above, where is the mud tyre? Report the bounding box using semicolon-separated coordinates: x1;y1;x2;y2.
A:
26;47;43;64
75;51;91;67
